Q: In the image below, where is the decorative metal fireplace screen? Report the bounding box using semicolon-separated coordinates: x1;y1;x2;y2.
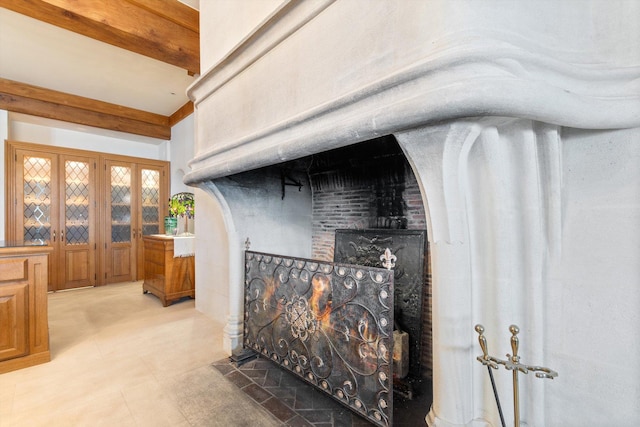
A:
244;251;395;427
334;229;427;377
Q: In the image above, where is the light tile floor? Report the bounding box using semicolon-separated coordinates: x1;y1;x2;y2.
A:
0;282;281;427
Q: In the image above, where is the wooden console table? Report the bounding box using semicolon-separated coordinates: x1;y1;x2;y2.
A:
0;243;52;373
142;235;195;306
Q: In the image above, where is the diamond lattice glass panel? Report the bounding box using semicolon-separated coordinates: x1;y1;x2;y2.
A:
244;252;395;427
111;166;131;243
141;169;160;236
142;224;159;235
65;160;90;245
23;156;52;242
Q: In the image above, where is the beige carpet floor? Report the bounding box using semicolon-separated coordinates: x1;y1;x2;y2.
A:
0;281;281;427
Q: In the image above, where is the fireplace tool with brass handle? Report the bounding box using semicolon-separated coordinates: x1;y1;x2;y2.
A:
474;324;557;427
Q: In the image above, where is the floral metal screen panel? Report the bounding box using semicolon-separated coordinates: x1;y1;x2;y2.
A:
244;251;394;427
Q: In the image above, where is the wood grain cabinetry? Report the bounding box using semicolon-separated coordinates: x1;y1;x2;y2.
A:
0;245;52;374
5;141;169;290
142;235;194;306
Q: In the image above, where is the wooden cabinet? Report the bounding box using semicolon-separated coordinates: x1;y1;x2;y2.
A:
142;235;194;306
0;245;52;374
5;141;169;289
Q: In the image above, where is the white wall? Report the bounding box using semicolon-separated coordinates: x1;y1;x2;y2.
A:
547;126;640;425
8;113;167;158
169;113;195;196
199;0;284;71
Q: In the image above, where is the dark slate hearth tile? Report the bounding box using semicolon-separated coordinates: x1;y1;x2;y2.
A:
309;389;337;409
265;385;295;399
225;370;252;388
351;414;377;426
238;357;274;372
242;383;272;404
265;387;296;407
211;362;235;376
242;368;268;381
279;371;305;388
333;409;375;427
291;386;317;410
261;396;297;423
284;415;314;427
263;368;285;387
215;359;392;427
296;409;333;423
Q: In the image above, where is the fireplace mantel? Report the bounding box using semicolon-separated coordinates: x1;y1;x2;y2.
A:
185;1;639;186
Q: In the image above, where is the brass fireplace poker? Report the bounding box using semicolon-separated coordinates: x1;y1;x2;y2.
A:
474;324;558;427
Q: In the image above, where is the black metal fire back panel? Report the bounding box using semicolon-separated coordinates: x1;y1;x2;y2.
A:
334;229;427;377
244;251;394;427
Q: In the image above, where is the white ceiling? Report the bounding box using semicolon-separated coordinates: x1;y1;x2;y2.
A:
0;3;199;118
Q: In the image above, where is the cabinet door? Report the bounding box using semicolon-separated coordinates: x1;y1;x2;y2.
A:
104;160;136;283
135;164;168;280
0;282;29;362
57;155;98;289
15;151;60;291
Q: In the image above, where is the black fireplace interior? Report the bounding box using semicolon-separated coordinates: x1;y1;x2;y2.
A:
223;135;433;425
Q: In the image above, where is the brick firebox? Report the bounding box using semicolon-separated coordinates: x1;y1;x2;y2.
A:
306;135;432;378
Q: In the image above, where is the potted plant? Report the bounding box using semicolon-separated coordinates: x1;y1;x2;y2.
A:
168;192;195;235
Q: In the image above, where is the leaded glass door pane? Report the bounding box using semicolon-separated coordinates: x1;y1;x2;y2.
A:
23;156;53;243
110;165;132;243
64;160;90;245
140;168;160;236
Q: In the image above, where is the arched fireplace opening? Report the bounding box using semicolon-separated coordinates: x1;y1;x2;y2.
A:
207;134;433;424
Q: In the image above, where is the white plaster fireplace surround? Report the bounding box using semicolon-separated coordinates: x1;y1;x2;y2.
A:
186;1;640;426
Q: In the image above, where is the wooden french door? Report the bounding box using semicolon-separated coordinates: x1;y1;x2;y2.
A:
103;161;167;282
104;160;137;283
57;154;97;289
135;164;166;280
14;149;97;290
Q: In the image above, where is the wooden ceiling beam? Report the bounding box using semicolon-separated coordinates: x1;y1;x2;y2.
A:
169;101;194;127
0;0;199;75
0;78;171;140
126;0;199;33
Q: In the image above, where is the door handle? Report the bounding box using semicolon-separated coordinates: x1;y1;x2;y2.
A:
52;230;56;242
61;229;64;242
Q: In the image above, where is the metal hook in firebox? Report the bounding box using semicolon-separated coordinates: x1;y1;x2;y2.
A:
281;170;303;199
